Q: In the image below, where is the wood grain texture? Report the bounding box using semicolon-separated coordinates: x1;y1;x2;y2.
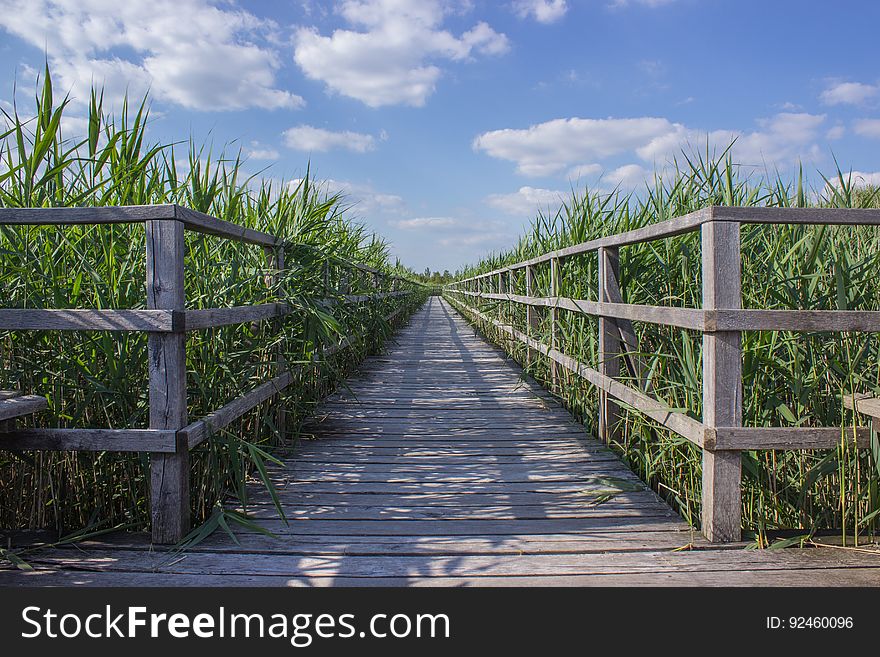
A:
0;308;176;332
146;219;190;544
598;246;621;444
449;205;880;284
0;395;47;421
0;428;178;452
700;220;743;543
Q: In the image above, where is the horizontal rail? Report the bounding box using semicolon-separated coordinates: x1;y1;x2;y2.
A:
0;428;180;452
0;205;280;247
181;371;294;449
0;292;418;333
0;309;179;332
448;295;871;451
0;395;48;422
452;206;880;284
452;291;880;333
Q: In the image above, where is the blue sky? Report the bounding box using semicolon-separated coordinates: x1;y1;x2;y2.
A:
2;0;880;272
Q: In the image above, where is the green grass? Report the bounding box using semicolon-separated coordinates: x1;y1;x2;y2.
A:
447;147;880;545
0;66;428;539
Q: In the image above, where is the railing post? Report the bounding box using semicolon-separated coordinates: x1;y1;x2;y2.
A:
508;269;514;331
550;257;560;392
525;265;539;369
598;246;622;445
701;220;743;543
146;219;189;544
497;271;505;326
269;245;286;440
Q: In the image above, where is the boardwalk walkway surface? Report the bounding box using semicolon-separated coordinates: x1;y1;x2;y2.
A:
2;297;880;586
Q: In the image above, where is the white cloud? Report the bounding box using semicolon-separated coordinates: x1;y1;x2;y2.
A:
826;170;880;189
820;81;879;106
283;125;378;153
567;163;602;180
473;117;684;176
475;112;827;177
245;142;280;161
390;216;458;229
291;177;405;216
0;0;302;111
720;112;825;166
513;0;568;23
293;0;509;107
603;164;654;190
826;125;845;140
486;186;566;216
853;119;880;139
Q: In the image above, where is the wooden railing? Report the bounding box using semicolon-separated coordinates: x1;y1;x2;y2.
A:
445;206;880;542
0;205;424;543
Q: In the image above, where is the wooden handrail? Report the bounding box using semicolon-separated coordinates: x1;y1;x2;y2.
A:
453;205;880;284
0;205;425;543
445;206;880;543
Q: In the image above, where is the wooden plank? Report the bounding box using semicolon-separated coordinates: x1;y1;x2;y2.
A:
146;218;189;545
13;530;703;556
843;393;880;419
0;428;178;452
452;207;712;280
0;308;176;332
550;256;560;390
172;205;279;247
0;204;280;247
0;204;176;225
710;426;870;450
269;245;287;440
714;205;880;226
22;546;880;580
710;309;880;332
701;220;743;543
6;567;880;587
459;292;706;330
183;303;288;330
598;246;621;444
0;395;47;421
450;206;880;286
181;370;294;449
237;499;668;521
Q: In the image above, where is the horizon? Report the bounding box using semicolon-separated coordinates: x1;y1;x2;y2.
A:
2;0;880;272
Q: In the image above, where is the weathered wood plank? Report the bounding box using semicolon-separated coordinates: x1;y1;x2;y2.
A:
181;371;294;448
0;395;47;421
701;220;743;543
7;567;879;587
710;426;870;450
183;303;288;330
146;218;190;544
18;545;880;580
0;428;178;452
0;308;176;332
449;206;880;284
598;246;622;444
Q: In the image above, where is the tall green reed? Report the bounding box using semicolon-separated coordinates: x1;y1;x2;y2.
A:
0;66;427;538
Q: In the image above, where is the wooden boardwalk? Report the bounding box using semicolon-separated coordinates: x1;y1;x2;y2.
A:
2;297;880;586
